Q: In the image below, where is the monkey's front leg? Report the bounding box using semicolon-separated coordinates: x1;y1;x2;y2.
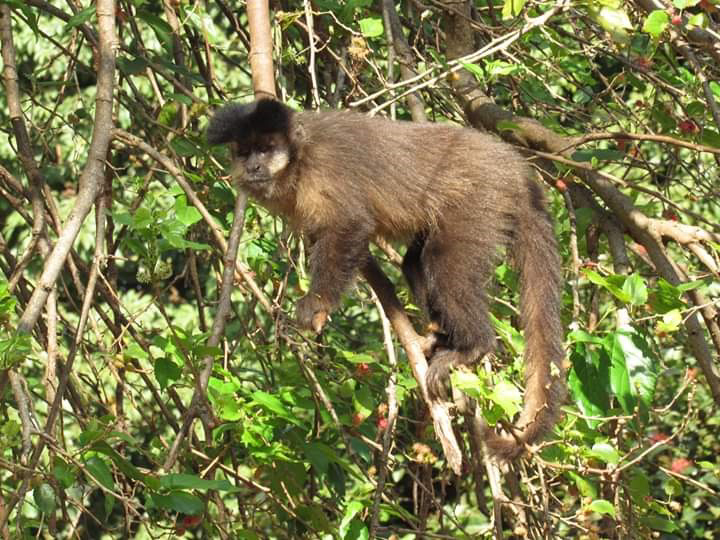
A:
296;223;371;333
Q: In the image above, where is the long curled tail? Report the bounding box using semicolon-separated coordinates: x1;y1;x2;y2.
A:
482;179;566;460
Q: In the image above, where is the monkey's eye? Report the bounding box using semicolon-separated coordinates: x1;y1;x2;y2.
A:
235;146;250;158
258;144;274;154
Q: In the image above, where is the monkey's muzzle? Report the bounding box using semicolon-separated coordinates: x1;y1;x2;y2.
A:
243;173;272;185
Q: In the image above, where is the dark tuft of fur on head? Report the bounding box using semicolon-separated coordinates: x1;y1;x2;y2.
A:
207;98;292;145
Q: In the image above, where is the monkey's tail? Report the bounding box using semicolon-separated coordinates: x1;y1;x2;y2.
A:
481;181;566;460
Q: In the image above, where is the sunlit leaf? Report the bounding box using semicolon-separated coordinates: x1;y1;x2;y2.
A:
643;10;670;37
358;17;383;37
33;484;57;514
588;498;616;517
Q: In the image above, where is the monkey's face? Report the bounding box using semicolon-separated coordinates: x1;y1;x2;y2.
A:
229;133;291;198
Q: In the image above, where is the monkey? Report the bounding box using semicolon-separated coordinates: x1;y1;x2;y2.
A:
207;98;565;460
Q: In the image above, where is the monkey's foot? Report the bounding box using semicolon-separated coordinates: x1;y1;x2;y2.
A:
296;293;331;333
426;349;458;401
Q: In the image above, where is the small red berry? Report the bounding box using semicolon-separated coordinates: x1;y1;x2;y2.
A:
678;119;699;134
355;363;371;377
670;457;693;473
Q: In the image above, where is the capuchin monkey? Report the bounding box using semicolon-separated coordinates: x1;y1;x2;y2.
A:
207;98;565;460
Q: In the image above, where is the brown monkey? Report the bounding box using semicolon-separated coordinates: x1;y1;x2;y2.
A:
207;98;565;459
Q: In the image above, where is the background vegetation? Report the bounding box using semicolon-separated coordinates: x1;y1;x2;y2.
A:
0;0;719;538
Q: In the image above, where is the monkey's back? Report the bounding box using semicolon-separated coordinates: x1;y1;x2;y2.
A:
294;110;533;241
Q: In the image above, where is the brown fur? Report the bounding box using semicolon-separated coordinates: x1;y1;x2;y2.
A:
208;99;566;460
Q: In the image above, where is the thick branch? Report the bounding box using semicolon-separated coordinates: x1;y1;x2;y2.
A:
247;0;276;98
11;0;116;337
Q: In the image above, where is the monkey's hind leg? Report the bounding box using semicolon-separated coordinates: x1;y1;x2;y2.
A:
421;233;499;401
402;234;448;357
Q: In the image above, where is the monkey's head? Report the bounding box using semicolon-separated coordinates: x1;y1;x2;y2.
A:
207;99;299;198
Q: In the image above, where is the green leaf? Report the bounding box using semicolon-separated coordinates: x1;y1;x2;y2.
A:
0;333;32;370
502;0;526;19
151;491;204;515
490;313;524;355
53;460;77;489
606;333;634;414
157;102;179;126
588;499;616;517
353;384;375;417
296;504;332;532
628;470;650;502
117;56;149;76
155;357;182;389
451;369;488;401
673;0;700;8
567;472;598;498
589;442;620;465
251;391;301;425
132;207;153;230
485;60;520;79
235;531;260;540
592;6;633;43
643;10;670;38
663;475;683;496
33;484;57;514
103;492;115;520
568;344;611;423
137;10;174;46
124;342;149;361
84;456;115;490
91;442;148;484
572;148;626;162
212;392;242;421
341;352;377;364
358;17;383;38
461;62;484;81
622;273;648;306
711;81;720;99
252;391;288;415
656;309;682;334
488;380;522;419
174;196;202;226
648;278;686;313
303;442;333;475
700;129;720;148
607;329;657;409
339;501;364;538
641;516;679;532
65;6;95;30
159;473;234;491
583;269;631;303
688;11;707;27
170;137;200;157
676;279;705;292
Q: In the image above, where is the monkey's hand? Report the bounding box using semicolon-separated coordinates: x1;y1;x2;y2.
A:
296;294;331;333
